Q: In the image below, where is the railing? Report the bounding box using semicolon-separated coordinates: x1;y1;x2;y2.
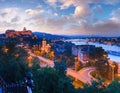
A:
0;76;6;93
0;72;34;93
3;83;28;93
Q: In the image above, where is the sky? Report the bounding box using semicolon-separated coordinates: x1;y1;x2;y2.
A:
0;0;120;36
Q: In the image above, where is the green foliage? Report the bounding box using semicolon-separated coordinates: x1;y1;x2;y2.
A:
89;47;108;61
112;62;118;74
66;56;75;67
1;42;120;93
54;60;67;78
30;57;40;72
33;68;76;93
105;79;120;93
82;78;106;93
89;47;110;79
96;59;110;79
0;42;29;83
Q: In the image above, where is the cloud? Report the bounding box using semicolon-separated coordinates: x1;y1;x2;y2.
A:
25;9;40;15
19;3;120;36
0;1;119;36
61;19;120;36
46;0;98;9
54;13;58;16
46;0;96;18
111;8;120;18
103;0;120;5
93;5;103;13
60;0;75;9
0;7;29;32
1;12;8;18
11;16;21;22
109;8;120;23
46;0;57;3
0;8;18;22
0;8;18;17
37;4;42;8
74;5;91;18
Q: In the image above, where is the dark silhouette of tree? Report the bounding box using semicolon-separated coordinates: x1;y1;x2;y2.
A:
105;79;120;93
0;42;29;83
33;68;77;93
89;47;108;62
96;59;110;79
54;61;67;78
82;78;106;93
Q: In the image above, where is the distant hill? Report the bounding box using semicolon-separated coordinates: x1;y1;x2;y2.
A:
33;32;68;39
0;34;5;37
33;32;95;39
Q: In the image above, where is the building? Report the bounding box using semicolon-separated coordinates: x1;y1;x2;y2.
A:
5;27;32;38
72;45;95;63
41;38;51;53
32;37;51;53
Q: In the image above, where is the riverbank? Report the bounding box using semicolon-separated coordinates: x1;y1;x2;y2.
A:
65;39;120;63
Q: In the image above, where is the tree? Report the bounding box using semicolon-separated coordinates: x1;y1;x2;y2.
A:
30;57;40;72
33;68;77;93
75;61;82;71
82;78;106;93
47;51;54;60
0;42;29;83
112;62;118;74
54;61;67;78
89;47;110;79
66;56;75;67
105;79;120;93
89;47;108;62
96;59;110;79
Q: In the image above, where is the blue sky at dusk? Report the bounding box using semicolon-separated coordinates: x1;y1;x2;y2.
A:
0;0;120;36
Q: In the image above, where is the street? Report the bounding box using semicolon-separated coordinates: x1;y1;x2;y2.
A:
28;50;96;84
67;67;96;84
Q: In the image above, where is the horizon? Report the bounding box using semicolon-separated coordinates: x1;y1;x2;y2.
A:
0;0;120;36
1;29;120;37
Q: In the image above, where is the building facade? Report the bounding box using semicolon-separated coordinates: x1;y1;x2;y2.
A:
72;45;95;63
41;38;51;53
5;27;32;38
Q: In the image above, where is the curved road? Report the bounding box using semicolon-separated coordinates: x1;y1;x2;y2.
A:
28;50;54;68
67;67;96;84
28;50;96;84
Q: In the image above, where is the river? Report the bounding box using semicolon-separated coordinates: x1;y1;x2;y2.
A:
65;39;120;63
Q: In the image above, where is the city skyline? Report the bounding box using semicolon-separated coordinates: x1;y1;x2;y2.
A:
0;0;120;36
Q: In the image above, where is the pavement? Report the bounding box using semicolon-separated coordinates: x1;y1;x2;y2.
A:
67;67;96;84
28;51;54;68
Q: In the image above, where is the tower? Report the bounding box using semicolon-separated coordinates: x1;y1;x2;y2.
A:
23;27;27;31
41;38;47;52
42;38;46;49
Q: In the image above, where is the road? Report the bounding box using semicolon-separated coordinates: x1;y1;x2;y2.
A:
28;50;96;84
67;67;96;84
28;51;54;68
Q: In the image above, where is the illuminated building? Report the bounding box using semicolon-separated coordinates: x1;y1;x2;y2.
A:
72;45;95;63
41;38;51;53
5;27;32;38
